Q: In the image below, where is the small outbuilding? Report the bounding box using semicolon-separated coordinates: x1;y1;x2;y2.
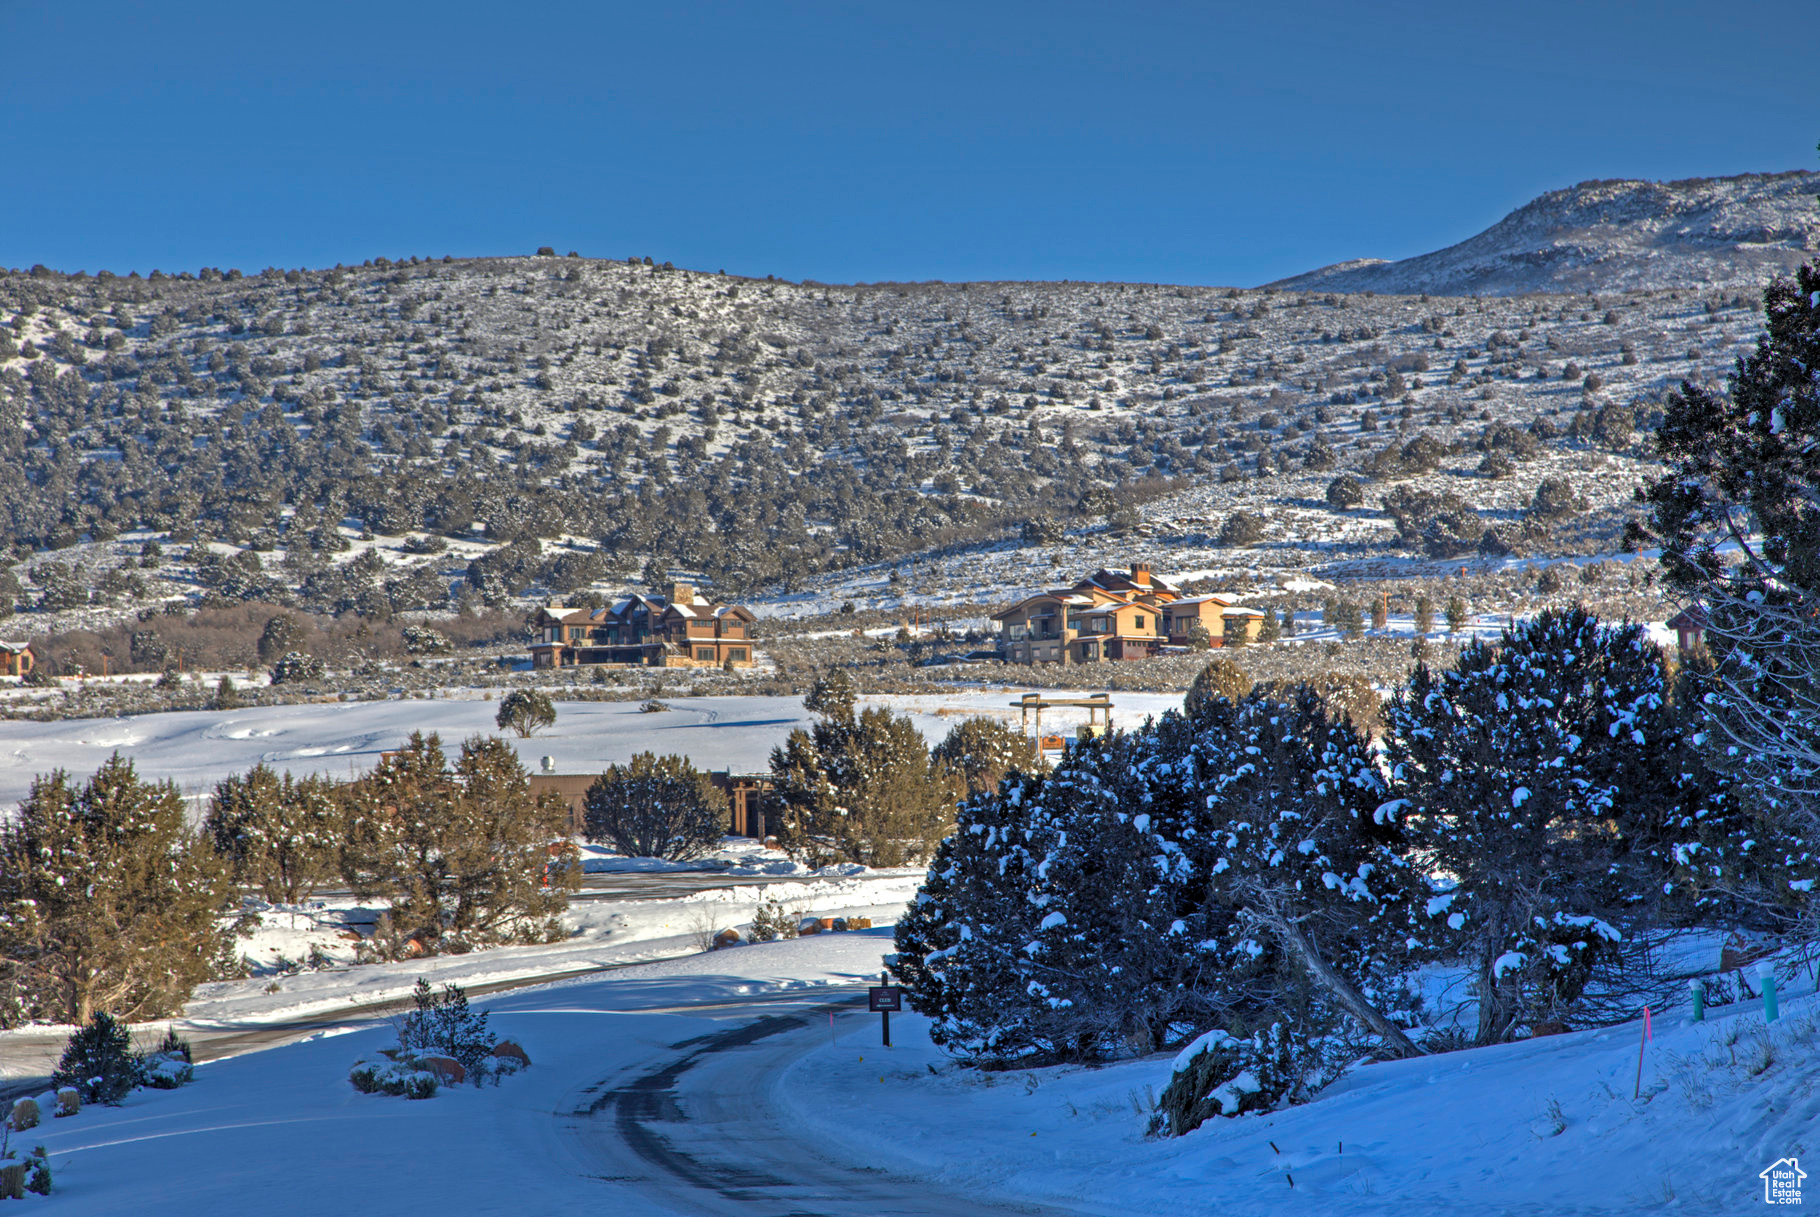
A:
0;642;34;680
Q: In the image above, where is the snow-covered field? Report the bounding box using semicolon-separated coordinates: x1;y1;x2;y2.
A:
15;928;1812;1215
0;689;1189;811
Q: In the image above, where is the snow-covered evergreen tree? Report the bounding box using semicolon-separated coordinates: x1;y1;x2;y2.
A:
896;701;1421;1067
338;733;578;950
771;678;958;867
1643;261;1820;930
0;755;233;1024
582;752;728;860
1206;690;1423;1055
893;769;1046;1059
204;763;340;904
1382;607;1686;1043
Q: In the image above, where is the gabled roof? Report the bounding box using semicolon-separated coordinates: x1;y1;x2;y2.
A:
535;605;596;625
991;593;1068;620
1077;566;1182;598
0;640;32;652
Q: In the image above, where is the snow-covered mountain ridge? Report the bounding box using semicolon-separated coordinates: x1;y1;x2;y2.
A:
1273;170;1819;297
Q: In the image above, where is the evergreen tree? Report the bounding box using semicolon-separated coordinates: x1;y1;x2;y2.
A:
583;752;727;860
204;764;339;903
930;717;1036;798
771;700;959;867
1206;691;1422;1056
1382;608;1686;1043
1643;261;1820;845
0;755;233;1024
52;1012;138;1105
495;688;556;737
1012;718;1232;1060
338;733;578;949
1183;656;1252;724
1656;649;1810;922
892;769;1045;1056
1444;595;1468;634
1328;599;1364;639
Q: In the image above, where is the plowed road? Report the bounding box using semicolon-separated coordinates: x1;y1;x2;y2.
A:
559;994;1104;1217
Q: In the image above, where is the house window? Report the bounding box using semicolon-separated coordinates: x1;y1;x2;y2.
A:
1135;614;1146;629
695;647;715;661
729;647;748;662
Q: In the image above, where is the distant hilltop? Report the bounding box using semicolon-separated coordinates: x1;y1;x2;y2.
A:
1270;170;1819;297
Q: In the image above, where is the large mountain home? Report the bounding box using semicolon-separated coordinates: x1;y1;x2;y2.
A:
0;642;34;679
529;583;757;669
993;565;1260;665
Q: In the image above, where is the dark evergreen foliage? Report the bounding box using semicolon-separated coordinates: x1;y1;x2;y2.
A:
52;1012;138;1105
583;753;728;860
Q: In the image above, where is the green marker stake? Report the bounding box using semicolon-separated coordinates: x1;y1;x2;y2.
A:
1689;977;1704;1023
1760;963;1779;1023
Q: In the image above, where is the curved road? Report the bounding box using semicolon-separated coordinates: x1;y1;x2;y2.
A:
561;994;1106;1217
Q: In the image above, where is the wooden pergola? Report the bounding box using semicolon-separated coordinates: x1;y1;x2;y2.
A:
1010;692;1114;745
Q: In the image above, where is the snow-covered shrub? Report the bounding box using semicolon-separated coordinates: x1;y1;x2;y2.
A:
268;650;326;684
25;1146;50;1196
6;1099;37;1133
394;979;495;1083
348;1059;440;1099
746;897;798;942
1152;1020;1355;1137
400;625;452;654
354;982;531;1098
138;1027;194;1090
0;1142;52;1198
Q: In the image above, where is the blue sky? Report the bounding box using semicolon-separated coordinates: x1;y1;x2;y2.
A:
1;1;1812;285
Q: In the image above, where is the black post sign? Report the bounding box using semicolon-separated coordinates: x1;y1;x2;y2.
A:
870;976;901;1046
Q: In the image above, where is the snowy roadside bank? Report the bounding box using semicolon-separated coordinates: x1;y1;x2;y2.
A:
104;871;920;1031
12;933;899;1217
773;991;1819;1215
0;868;921;1100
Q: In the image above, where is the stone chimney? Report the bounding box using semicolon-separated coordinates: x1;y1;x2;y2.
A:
1131;562;1152;586
668;581;697;605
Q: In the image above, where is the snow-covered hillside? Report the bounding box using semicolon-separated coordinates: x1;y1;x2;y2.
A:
1272;170;1819;297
